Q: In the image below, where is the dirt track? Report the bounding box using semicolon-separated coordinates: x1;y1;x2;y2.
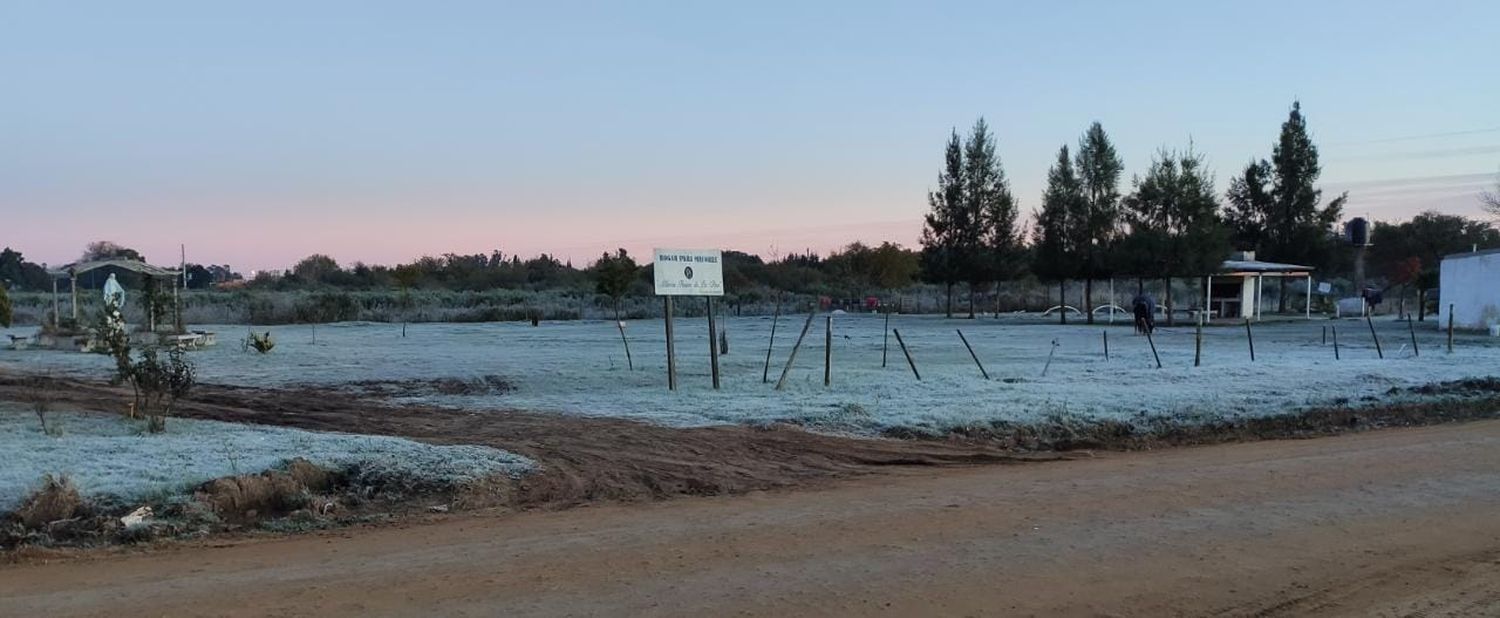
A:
4;419;1499;616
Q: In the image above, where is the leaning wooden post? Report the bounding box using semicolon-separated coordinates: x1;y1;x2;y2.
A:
1332;325;1340;360
823;315;833;386
1243;317;1255;362
1366;314;1384;359
774;311;817;390
664;297;677;391
1102;330;1109;361
616;319;634;371
1447;304;1454;353
707;297;721;389
957;329;990;380
1042;338;1060;376
1407;318;1419;357
881;311;891;368
892;328;921;381
761;293;782;383
1145;329;1162;369
1321;325;1327;345
1194;314;1203;367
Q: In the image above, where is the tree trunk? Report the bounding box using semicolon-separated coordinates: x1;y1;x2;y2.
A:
1059;281;1067;324
1084;279;1095;324
967;283;976;319
1277;277;1288;313
1418;289;1427;321
945;283;954;319
1137;278;1144;295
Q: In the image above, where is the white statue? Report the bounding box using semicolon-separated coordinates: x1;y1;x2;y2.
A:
103;273;126;308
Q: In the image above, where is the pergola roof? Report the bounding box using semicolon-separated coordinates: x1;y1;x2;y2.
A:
48;259;181;279
1219;259;1313;275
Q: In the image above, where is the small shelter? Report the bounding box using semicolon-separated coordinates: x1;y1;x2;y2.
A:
1437;247;1500;331
46;258;183;330
1207;252;1314;320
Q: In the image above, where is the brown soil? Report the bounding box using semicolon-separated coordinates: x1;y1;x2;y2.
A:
3;419;1498;616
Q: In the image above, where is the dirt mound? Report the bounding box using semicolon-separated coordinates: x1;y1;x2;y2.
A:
13;475;83;530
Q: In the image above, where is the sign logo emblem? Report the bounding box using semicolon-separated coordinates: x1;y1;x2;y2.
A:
684;266;694;280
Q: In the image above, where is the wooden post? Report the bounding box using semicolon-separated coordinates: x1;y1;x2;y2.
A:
957;329;990;380
1194;314;1203;367
1332;325;1340;360
1146;329;1162;369
762;293;782;383
70;274;78;322
881;311;891;368
1042;339;1060;377
616;320;634;370
1243;317;1255;362
1366;314;1383;359
51;277;60;326
893;328;921;380
664;297;677;391
1322;325;1327;345
823;316;833;386
1447;304;1454;353
774;311;817;390
1102;330;1109;361
1407;317;1419;357
707;297;720;389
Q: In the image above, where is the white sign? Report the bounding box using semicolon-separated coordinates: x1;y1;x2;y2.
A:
653;248;724;296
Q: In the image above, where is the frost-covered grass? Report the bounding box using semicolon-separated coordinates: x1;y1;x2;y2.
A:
3;314;1498;435
0;407;534;513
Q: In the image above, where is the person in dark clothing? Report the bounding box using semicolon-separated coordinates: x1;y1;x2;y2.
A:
1131;294;1157;335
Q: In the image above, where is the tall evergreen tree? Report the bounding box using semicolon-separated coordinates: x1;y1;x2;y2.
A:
1224;159;1274;251
962;118;1022;318
920;130;968;317
1072;122;1124;323
1266;101;1346;311
1033;145;1084;323
1121;147;1229;324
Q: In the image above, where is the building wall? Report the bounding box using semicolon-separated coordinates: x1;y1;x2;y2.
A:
1438;250;1500;330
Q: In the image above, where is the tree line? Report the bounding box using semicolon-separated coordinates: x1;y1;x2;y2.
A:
923;101;1357;322
2;101;1497;321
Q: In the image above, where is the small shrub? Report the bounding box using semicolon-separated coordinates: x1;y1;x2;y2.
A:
15;475;83;529
248;331;275;353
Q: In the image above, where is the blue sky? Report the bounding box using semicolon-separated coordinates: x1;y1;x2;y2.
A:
3;1;1496;270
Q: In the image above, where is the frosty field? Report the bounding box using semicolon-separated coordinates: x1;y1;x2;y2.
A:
0;406;534;513
3;314;1497;435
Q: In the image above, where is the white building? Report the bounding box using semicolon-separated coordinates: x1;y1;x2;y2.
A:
1438;248;1500;330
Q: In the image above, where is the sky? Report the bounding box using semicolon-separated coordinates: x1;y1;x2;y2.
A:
3;0;1497;272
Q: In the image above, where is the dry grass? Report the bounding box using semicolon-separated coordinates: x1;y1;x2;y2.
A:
14;475;83;529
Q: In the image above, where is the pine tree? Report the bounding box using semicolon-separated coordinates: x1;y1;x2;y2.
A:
920;130;967;317
1033;145;1084;323
1266;101;1346;311
1072;122;1124;323
1123;147;1229;324
961;118;1021;318
1225;159;1273;251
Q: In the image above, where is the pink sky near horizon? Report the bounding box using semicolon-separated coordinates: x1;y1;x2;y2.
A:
10;170;1494;273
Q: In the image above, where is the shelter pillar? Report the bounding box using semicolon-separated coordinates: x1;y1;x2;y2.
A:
1305;274;1312;319
70;273;78;322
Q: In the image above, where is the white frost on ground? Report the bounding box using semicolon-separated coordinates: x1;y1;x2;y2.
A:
0;407;534;513
3;315;1498;434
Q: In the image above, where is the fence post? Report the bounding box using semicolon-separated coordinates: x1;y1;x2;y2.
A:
893;328;921;381
957;329;990;380
1366;314;1384;359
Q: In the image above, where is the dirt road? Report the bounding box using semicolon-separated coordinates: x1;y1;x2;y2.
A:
5;420;1499;616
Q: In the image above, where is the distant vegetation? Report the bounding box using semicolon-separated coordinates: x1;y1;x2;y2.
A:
2;101;1496;327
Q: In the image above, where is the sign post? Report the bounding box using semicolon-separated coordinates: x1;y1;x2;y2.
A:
654;248;725;390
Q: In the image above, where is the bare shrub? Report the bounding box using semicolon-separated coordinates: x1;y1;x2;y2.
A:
15;474;83;529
